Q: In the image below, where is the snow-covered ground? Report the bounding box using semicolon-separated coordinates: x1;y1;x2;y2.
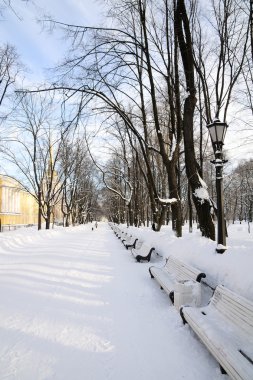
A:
0;221;252;380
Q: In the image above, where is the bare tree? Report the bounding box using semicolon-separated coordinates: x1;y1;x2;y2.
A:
1;91;82;229
32;0;182;234
175;0;216;239
0;44;20;120
15;0;250;236
59;136;98;226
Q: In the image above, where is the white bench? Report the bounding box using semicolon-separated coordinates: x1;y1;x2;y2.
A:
149;256;206;303
132;243;155;262
180;285;253;379
120;231;129;243
113;226;120;236
123;235;138;249
121;232;128;244
116;229;126;239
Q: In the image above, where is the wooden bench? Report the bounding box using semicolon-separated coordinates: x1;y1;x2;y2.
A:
121;232;128;244
180;285;253;379
132;243;155;262
123;235;138;250
149;256;206;303
113;226;120;236
116;228;125;239
120;231;129;243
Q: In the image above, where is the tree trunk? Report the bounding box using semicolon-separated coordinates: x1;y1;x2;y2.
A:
128;203;134;226
175;0;215;240
156;206;167;231
168;161;182;237
183;94;215;239
188;182;193;233
38;191;42;230
45;206;51;229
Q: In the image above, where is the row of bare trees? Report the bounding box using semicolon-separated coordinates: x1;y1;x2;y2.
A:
0;0;252;236
35;0;250;238
1;90;100;229
224;159;253;224
100;135;253;228
0;34;101;230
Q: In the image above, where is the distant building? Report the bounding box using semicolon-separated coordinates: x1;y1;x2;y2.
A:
0;175;38;230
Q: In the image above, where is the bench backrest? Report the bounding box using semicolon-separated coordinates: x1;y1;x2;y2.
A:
125;235;135;244
211;285;253;335
135;240;143;250
165;256;205;282
119;229;126;238
121;231;128;240
114;226;120;234
137;243;154;254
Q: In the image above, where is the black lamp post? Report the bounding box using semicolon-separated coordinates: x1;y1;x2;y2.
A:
207;119;228;254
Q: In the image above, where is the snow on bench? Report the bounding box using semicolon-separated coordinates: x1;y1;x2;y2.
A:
131;243;155;263
180;285;253;380
112;225;120;236
149;256;206;303
118;230;126;240
123;235;138;250
110;225;139;251
121;232;128;244
116;228;126;239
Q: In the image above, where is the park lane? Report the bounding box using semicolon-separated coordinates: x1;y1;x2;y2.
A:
0;223;223;380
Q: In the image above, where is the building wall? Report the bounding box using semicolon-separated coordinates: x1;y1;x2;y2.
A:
0;176;38;227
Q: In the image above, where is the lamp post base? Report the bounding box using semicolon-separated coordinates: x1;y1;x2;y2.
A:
216;245;227;254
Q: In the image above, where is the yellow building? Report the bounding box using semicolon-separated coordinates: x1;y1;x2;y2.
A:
0;175;38;230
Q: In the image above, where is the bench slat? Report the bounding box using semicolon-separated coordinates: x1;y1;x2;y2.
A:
164;258;203;280
184;308;253;380
211;286;253;333
124;236;138;249
181;285;253;380
150;266;175;295
132;244;155;262
149;256;206;302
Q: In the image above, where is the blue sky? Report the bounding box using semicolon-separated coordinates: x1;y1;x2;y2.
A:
0;0;105;84
0;0;252;163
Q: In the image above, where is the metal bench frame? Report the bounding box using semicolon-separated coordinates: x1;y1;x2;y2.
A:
132;243;155;262
124;236;138;250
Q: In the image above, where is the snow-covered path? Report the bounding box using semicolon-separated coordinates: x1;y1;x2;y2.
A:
0;223;224;380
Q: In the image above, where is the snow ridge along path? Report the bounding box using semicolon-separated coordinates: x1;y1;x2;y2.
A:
0;223;224;380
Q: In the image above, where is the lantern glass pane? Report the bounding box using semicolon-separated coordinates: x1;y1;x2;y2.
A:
208;125;216;143
223;126;227;141
216;124;224;142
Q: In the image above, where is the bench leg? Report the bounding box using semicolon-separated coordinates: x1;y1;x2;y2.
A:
219;365;227;375
148;268;154;278
136;255;148;263
135;248;155;263
145;248;154;263
179;307;187;325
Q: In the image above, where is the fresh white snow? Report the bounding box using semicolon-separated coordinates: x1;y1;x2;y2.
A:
0;221;252;380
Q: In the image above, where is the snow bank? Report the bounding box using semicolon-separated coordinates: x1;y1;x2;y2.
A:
120;221;253;301
0;222;251;379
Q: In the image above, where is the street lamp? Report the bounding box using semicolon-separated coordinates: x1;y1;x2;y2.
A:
207;119;228;254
